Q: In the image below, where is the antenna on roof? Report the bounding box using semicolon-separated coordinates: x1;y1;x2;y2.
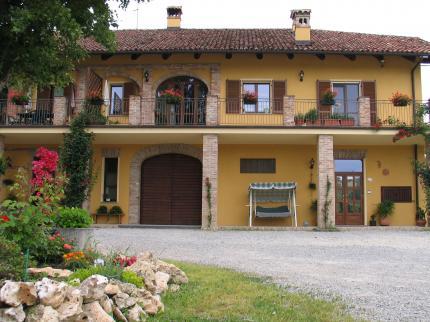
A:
133;7;139;29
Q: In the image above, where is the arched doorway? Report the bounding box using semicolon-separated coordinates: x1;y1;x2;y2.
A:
140;153;202;225
155;76;208;125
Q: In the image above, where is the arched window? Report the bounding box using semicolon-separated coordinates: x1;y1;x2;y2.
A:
156;76;208;125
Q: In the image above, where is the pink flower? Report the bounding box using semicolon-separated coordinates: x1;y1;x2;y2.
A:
63;244;73;250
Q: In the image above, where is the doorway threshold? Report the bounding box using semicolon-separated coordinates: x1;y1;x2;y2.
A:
119;224;201;229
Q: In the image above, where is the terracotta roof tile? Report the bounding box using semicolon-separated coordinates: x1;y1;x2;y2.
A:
80;29;430;55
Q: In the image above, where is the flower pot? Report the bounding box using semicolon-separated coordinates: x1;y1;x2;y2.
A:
324;119;340;126
308;119;321;126
340;119;354;126
416;219;426;227
369;219;377;226
379;217;390;226
321;99;335;106
295;119;305;126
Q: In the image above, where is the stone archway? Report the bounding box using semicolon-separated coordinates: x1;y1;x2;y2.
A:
128;144;202;224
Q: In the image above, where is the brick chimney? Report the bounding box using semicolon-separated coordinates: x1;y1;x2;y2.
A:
167;6;182;29
290;9;311;44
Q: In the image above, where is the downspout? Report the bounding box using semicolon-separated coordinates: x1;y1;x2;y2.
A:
411;59;422;210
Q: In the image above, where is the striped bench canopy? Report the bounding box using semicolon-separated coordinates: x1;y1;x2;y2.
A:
249;182;296;190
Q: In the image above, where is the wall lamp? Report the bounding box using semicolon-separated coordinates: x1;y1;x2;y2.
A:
299;70;304;82
144;70;150;82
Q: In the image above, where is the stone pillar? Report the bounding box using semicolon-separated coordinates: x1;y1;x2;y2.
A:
206;95;218;126
210;65;221;97
141;68;155;125
202;134;218;230
317;135;335;228
129;95;142;126
53;97;67;126
358;96;371;127
283;96;295;126
75;68;88;114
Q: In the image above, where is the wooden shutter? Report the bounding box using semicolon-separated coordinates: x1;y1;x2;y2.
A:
361;81;377;125
273;81;286;114
87;70;102;98
381;186;412;203
226;80;240;113
317;80;332;114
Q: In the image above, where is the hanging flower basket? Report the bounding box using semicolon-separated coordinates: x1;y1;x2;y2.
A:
390;91;411;107
159;88;183;104
243;91;257;104
85;95;104;106
321;89;337;105
11;95;30;106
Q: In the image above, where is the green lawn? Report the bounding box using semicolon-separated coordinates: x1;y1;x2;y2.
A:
148;261;358;322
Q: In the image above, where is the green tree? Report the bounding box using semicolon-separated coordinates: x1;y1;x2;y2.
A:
0;0;147;89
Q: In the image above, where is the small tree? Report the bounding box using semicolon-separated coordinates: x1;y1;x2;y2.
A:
61;114;94;207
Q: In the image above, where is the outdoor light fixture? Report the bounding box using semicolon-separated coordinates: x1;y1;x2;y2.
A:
144;70;150;82
299;70;304;82
309;158;315;169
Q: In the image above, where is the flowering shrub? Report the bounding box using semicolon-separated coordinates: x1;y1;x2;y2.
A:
159;88;183;104
63;251;90;269
31;147;58;187
242;91;257;104
390;91;411;106
38;231;74;265
11;95;30;105
321;89;337;105
113;255;137;268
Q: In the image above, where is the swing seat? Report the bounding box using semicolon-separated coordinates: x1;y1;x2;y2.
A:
256;205;291;218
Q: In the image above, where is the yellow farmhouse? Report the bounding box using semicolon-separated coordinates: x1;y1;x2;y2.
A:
2;7;430;228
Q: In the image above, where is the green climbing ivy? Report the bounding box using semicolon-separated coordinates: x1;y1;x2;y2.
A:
60;113;94;207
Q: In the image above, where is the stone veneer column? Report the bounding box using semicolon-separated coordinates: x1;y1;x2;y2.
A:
141;69;154;125
358;96;371;127
75;68;88;114
128;95;142;126
210;65;221;96
206;95;218;126
317;135;335;228
283;96;295;126
202;134;218;230
53;97;67;126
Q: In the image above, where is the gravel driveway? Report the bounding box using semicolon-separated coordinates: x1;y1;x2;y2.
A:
92;229;430;322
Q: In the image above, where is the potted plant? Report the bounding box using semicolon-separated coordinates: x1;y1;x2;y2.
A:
375;200;395;226
339;114;355;126
321;89;337;106
11;95;30;106
159;88;183;104
390;91;412;107
369;214;377;226
311;199;318;212
95;205;108;224
294;113;306;126
416;207;427;227
109;205;124;224
324;113;341;126
242;91;257;104
304;108;320;125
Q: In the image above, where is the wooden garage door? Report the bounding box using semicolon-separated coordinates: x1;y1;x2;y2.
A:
140;154;202;225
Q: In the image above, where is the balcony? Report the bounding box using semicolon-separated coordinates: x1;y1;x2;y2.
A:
0;97;425;129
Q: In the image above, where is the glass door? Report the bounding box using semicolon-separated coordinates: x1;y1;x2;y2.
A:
332;83;359;124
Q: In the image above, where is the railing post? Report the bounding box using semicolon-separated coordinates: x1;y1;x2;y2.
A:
283;96;295;126
53;97;67;126
206;95;218;126
129;95;142;126
358;96;371;127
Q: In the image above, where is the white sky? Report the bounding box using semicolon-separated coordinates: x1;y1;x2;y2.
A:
109;0;430;100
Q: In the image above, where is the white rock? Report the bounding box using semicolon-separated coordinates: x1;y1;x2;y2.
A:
0;304;25;322
104;283;120;296
127;304;147;322
99;294;113;314
79;274;108;303
56;287;83;321
113;292;137;310
82;301;114;322
156;260;189;284
154;271;170;294
27;267;72;278
25;304;60;322
0;281;37;307
112;306;127;322
126;261;156;294
35;278;68;309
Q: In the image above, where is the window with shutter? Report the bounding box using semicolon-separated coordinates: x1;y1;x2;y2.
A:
381;186;412;203
273;81;286;114
226;80;241;113
240;159;276;173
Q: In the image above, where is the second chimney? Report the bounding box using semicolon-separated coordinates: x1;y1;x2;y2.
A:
290;9;311;44
167;6;182;29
